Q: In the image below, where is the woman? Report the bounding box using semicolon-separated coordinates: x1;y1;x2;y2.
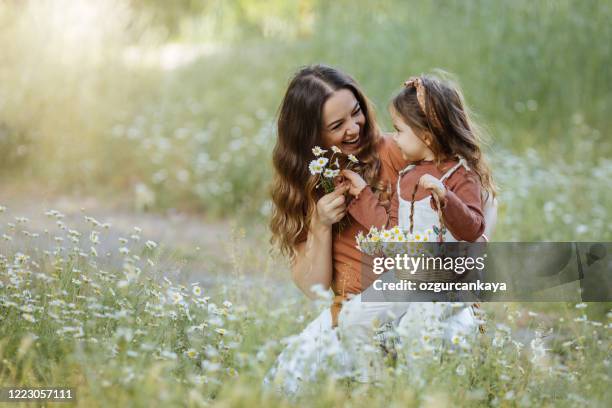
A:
266;64;496;393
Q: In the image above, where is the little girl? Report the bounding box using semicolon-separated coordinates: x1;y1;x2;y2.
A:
343;74;494;241
339;74;495;351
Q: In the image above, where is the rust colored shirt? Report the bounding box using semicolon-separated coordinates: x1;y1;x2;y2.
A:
347;159;485;242
328;135;408;297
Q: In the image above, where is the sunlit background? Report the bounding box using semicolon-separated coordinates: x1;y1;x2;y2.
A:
1;2;611;405
1;0;610;240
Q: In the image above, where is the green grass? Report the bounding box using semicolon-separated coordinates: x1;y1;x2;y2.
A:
0;209;610;407
0;0;610;241
0;3;610;404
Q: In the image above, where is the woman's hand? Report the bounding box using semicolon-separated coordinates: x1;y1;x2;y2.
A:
315;183;350;227
418;174;446;202
340;169;367;197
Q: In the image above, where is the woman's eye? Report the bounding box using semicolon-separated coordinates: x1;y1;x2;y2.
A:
352;106;362;116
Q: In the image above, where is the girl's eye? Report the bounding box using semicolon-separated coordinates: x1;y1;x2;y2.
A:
352;106;362;116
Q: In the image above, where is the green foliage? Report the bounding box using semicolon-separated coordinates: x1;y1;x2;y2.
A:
0;0;610;240
0;209;610;406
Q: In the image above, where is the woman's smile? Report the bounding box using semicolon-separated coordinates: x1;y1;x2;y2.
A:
342;134;360;145
321;89;366;153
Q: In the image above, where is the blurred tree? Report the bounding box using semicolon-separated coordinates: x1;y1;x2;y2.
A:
130;0;315;40
130;0;211;37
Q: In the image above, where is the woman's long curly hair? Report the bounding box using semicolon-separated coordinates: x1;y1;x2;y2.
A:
270;65;383;258
392;72;496;199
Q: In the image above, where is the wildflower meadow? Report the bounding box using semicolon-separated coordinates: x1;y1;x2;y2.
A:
1;1;610;407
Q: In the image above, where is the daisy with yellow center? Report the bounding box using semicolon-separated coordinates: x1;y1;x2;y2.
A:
308;161;324;175
312;146;327;156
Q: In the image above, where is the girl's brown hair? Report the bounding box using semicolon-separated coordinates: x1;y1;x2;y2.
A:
270;64;383;258
392;72;496;198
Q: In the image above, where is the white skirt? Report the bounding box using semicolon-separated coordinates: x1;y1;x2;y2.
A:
264;290;479;395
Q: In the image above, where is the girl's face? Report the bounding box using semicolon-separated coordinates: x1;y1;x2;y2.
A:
390;106;434;162
320;89;366;154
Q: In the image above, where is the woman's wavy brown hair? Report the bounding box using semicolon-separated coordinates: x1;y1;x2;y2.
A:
270;64;383;258
392;72;496;199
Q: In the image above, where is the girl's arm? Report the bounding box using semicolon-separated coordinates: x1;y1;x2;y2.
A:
342;169;393;229
419;171;485;242
291;184;349;298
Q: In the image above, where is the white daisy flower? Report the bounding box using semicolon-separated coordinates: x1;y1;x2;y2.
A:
323;168;335;178
171;291;183;305
308;160;324;175
316;157;329;167
192;286;202;296
331;146;341;154
348;154;359;163
575;303;587;309
312;146;327;156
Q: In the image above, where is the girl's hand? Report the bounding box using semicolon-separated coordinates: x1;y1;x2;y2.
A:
315;183;350;227
418;174;446;202
340;169;367;196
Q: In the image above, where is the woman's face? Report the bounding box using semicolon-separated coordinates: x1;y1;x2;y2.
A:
390;106;434;162
320;89;365;154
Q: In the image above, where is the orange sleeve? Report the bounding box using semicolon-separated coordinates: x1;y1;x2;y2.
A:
378;134;410;187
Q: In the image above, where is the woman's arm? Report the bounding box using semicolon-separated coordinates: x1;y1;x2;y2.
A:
291;216;333;299
291;184;349;299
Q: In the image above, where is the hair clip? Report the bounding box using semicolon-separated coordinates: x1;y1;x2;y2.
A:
403;76;442;130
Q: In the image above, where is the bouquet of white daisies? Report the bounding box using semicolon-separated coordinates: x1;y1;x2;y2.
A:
309;145;359;193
